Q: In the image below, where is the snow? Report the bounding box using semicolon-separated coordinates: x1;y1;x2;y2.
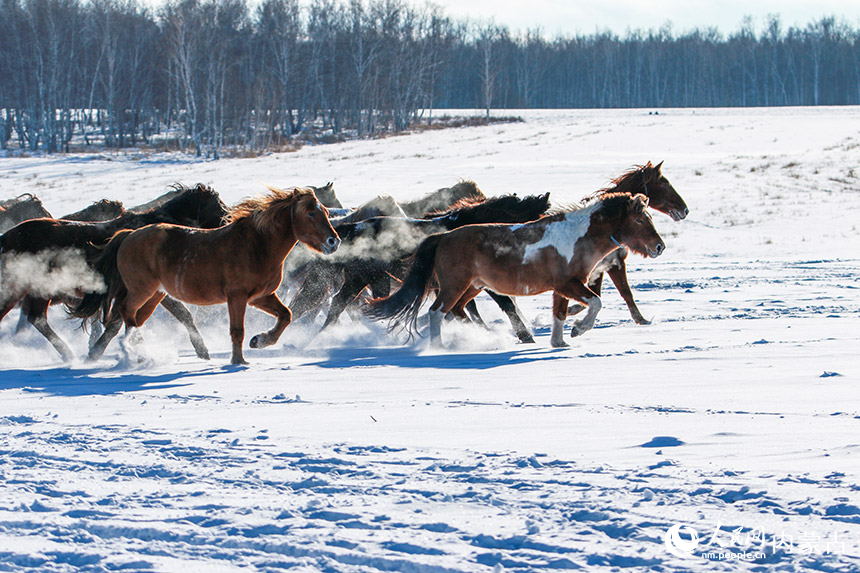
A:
1;107;858;571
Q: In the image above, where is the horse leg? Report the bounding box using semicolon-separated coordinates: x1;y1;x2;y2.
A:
427;283;472;347
88;316;122;361
462;299;487;326
159;296;210;359
320;277;366;332
606;259;650;325
485;290;534;343
569;272;603;317
15;300;30;334
452;287;483;323
249;293;292;349
557;282;602;339
551;293;570;348
227;294;249;365
26;297;74;361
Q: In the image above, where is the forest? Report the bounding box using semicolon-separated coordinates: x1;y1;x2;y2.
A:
1;0;858;156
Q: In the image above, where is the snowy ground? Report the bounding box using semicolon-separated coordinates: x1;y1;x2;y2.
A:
0;107;858;571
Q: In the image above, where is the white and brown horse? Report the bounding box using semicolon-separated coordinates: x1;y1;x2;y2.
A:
366;192;665;347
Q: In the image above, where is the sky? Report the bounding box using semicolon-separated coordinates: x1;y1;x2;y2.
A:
424;0;860;36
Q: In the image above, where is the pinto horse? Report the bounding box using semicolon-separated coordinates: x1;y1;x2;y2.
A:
0;184;227;360
568;161;687;326
366;193;665;347
73;187;340;365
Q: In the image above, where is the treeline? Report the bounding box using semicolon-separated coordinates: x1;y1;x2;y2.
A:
1;0;858;156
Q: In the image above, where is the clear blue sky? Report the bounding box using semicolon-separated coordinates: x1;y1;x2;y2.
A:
425;0;860;36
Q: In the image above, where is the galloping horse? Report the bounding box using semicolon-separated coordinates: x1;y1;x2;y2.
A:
568;161;687;326
288;193;551;341
73;187;340;365
366;192;665;347
0;184;227;360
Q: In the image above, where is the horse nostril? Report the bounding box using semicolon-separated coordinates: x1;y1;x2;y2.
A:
656;243;665;254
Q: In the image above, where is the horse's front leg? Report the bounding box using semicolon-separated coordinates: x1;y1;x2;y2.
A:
557;281;602;339
605;257;650;325
248;293;292;349
227;294;249;364
160;296;210;359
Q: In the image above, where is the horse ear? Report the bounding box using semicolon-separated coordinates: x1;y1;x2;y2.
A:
325;182;334;190
632;193;649;213
655;160;664;174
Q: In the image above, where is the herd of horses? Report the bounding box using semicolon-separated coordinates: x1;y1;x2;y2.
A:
0;162;688;364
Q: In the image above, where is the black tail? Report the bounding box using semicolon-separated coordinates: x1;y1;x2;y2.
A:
68;229;133;322
364;233;444;337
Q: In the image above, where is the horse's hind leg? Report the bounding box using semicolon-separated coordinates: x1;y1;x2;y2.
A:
88;316;122;361
606;259;650;325
249;293;292;349
160;296;210;359
26;297;74;361
462;300;487;327
15;301;30;334
551;293;570;348
556;282;602;339
321;277;368;332
485;290;534;343
569;272;604;317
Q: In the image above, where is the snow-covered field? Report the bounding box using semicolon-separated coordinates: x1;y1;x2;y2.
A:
0;107;858;571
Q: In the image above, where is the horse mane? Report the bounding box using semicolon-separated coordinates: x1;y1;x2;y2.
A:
543;191;635;222
423;195;484;217
226;186;315;230
584;162;657;201
433;193;551;226
0;193;39;209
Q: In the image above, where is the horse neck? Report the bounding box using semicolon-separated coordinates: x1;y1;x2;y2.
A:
237;212;299;263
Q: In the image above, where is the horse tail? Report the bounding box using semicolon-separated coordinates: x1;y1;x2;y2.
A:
364;233;444;337
68;229;133;321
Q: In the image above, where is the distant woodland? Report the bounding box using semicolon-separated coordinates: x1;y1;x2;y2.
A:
1;0;858;155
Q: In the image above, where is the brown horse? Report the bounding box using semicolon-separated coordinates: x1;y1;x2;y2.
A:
568;161;687;326
74;187;340;364
366;192;665;347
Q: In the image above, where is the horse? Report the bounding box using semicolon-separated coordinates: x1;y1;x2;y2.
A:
366;192;665;347
567;161;687;326
0;184;228;361
311;182;343;209
72;187;340;365
288;193;551;342
0;194;52;233
398;180;486;217
61;199;126;222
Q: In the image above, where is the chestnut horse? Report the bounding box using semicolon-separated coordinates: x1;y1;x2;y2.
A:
569;161;687;327
73;187;340;364
366;192;665;347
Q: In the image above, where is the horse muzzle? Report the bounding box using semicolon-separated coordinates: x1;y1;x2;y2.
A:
321;236;341;255
647;242;665;258
669;207;689;221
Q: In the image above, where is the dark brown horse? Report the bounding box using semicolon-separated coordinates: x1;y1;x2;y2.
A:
568;161;687;326
0;184;227;360
366;192;665;347
62;199;126;222
74;187;340;365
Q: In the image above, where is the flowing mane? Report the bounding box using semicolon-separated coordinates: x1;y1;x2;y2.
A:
226;186;315;229
582;162;658;202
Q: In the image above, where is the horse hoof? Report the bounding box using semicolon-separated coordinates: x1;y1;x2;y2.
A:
634;318;652;326
249;335;263;349
550;339;569;348
517;335;536;344
197;351;211;360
